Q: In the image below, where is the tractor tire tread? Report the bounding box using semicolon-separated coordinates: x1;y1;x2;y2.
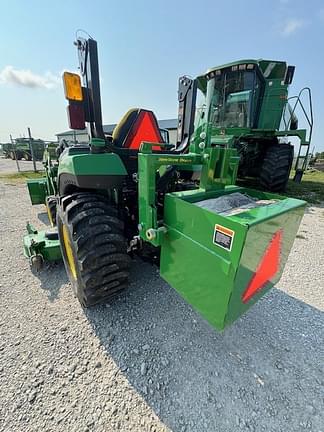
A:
57;193;130;307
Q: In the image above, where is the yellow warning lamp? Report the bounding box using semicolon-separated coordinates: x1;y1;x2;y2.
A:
63;72;83;101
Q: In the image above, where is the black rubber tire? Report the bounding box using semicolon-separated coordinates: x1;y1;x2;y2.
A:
10;151;22;160
46;196;57;227
57;192;130;307
260;144;294;192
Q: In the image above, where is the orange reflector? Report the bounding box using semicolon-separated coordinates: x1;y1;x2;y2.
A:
63;72;83;101
242;230;282;303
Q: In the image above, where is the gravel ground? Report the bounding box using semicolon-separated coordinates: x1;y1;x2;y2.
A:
0;157;43;174
0;182;323;432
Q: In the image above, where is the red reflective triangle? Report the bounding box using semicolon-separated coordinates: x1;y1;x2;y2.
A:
124;111;162;150
242;230;282;303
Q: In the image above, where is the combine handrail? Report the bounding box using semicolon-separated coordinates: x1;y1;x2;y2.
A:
283;87;313;143
282;87;313;174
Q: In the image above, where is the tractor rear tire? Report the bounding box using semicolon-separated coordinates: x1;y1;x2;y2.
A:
260;144;294;192
57;192;130;307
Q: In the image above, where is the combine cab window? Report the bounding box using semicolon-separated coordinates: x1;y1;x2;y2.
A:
207;70;261;128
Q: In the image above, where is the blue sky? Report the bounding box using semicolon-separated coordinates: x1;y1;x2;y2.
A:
0;0;323;150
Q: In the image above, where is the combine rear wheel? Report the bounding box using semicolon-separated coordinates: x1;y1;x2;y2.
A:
57;193;130;307
260;144;294;192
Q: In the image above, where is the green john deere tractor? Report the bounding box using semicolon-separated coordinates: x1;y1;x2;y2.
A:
24;37;311;331
2;138;45;161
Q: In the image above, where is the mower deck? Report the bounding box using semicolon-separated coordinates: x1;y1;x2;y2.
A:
23;222;62;270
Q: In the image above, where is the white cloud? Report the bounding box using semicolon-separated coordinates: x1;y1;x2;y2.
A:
0;66;60;89
280;18;305;36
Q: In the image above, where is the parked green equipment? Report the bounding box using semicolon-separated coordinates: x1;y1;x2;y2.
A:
24;37;307;330
2;142;19;160
2;138;45;161
194;61;313;189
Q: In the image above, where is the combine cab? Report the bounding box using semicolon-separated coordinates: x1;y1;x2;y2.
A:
193;60;313;191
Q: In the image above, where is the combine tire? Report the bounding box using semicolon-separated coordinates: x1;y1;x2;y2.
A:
260;144;294;192
57;193;130;307
46;196;57;227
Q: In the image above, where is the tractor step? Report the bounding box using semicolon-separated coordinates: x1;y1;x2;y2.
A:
160;186;306;330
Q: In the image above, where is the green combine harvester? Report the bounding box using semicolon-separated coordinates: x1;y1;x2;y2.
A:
23;37;312;330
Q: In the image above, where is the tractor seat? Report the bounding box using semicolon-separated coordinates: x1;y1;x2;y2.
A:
112;108;164;150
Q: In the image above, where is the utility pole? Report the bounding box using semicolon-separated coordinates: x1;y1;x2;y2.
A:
28;127;37;173
10;134;20;173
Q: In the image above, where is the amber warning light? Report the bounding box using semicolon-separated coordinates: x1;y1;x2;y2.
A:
63;72;83;101
63;72;85;130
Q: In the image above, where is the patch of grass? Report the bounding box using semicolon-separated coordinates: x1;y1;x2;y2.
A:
238;170;324;204
284;170;324;204
0;171;44;183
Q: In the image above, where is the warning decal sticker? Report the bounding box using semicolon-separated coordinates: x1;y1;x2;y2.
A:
213;224;235;251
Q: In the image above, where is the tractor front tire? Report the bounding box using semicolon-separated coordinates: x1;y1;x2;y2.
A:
260;144;294;192
57;193;130;307
46;196;57;227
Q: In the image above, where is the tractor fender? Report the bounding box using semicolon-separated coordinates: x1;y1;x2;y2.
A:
58;151;127;195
